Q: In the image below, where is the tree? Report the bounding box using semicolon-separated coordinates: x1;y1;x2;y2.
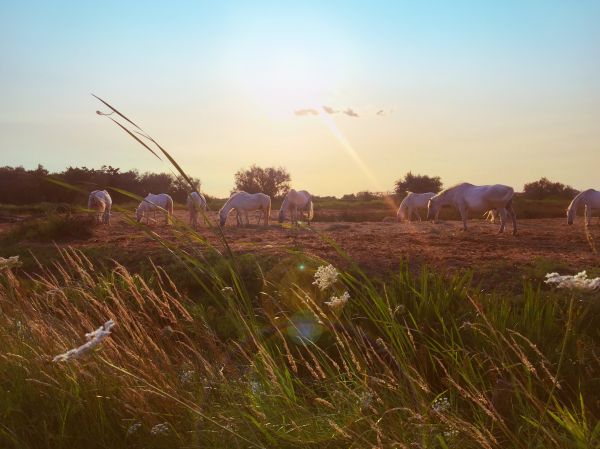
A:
394;172;443;194
233;165;291;198
523;177;577;200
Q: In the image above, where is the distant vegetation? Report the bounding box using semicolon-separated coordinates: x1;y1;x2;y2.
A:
233;165;291;198
0;166;582;223
523;177;577;200
0;165;200;205
394;171;443;194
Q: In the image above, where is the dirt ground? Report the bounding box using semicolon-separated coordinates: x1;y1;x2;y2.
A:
3;209;598;291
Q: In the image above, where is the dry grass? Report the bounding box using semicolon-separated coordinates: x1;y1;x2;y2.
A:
1;245;598;448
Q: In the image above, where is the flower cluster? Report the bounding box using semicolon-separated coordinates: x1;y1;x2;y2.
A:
150;422;169;435
126;422;142;435
313;264;339;291
53;319;115;362
431;396;450;413
179;369;195;385
325;291;350;312
0;256;21;271
545;271;600;291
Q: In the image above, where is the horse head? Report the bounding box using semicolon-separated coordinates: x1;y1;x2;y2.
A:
566;207;574;225
426;197;440;221
135;204;143;222
219;208;228;226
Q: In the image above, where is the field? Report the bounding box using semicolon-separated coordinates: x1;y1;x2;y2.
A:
1;203;599;449
2;203;599;291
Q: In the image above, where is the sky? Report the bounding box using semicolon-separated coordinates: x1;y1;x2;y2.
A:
1;1;599;197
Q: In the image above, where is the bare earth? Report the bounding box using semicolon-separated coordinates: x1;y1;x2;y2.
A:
4;210;597;290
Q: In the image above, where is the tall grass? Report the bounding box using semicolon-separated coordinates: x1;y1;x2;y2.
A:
0;246;598;448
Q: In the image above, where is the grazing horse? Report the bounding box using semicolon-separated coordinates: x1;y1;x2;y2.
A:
278;189;314;225
397;192;436;222
88;190;112;224
427;183;517;234
187;191;207;228
567;189;600;225
136;193;174;224
219;191;271;226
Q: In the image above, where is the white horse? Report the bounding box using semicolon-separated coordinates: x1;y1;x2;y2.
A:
187;191;207;228
136;193;174;224
87;190;112;224
219;191;271;226
278;189;314;225
427;183;517;234
567;189;600;225
397;192;436;222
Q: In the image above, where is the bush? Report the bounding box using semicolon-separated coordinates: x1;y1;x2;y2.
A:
233;165;291;199
523;177;577;200
394;172;443;194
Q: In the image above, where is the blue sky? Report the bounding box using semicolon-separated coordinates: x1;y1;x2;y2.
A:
1;1;599;196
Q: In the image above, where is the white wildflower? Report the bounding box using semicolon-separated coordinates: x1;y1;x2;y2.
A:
358;391;374;409
443;429;459;438
431;396;450;413
127;422;142;435
0;256;21;270
313;264;339;291
545;271;600;291
179;369;195;385
325;291;350;312
221;286;234;294
52;319;115;362
150;422;169;435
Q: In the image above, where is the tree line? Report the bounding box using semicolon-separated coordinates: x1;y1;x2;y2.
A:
0;165;579;205
0;165;200;205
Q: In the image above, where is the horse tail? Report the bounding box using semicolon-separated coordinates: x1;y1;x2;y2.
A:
87;194;93;210
104;199;111;224
307;199;314;224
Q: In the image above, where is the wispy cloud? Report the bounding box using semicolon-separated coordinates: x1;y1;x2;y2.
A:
294;106;391;118
294;108;319;116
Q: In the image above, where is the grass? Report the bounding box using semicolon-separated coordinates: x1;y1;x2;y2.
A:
2;213;95;243
0;242;598;449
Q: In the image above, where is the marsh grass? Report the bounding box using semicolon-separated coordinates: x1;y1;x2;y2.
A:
3;213;95;243
0;244;598;449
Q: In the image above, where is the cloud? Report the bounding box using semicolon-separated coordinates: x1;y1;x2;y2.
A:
294;108;319;116
295;105;390;118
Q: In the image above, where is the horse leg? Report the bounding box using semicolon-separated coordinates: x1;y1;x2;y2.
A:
415;209;422;221
506;200;517;235
459;205;468;231
497;208;507;233
585;205;591;226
